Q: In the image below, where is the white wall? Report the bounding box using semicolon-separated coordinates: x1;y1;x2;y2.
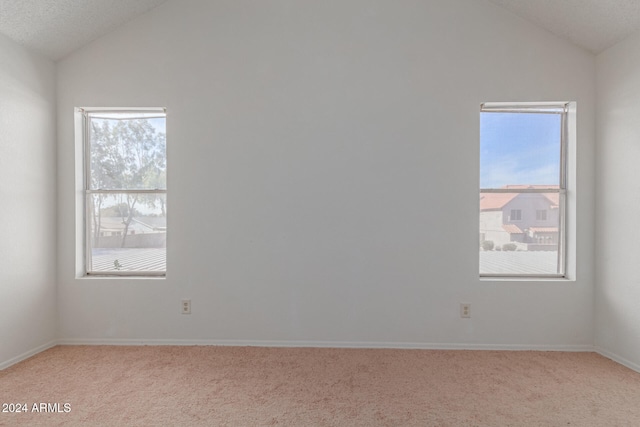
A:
595;32;640;369
56;0;596;348
0;33;57;368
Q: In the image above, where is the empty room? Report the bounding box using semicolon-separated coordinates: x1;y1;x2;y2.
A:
1;0;640;425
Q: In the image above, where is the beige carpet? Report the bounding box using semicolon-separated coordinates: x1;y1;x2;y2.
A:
1;346;640;426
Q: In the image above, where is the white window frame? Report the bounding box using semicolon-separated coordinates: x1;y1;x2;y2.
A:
480;102;569;279
78;107;167;277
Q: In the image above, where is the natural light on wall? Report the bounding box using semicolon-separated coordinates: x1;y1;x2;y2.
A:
78;108;167;277
479;103;569;278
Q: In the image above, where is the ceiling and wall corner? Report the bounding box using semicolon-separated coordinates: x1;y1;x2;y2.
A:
486;0;640;54
0;0;169;60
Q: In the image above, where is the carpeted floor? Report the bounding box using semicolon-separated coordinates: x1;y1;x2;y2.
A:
1;346;640;426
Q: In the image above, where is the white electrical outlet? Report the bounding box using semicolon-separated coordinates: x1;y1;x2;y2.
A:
182;299;191;314
460;303;471;318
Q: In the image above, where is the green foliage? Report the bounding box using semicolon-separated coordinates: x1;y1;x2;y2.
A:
502;243;517;251
90;118;166;191
481;240;494;251
89;116;167;248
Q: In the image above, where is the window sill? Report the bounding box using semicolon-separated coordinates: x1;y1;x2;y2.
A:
480;276;574;282
77;274;166;280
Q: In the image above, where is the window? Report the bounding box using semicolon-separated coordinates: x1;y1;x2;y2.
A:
479;103;568;277
80;108;167;276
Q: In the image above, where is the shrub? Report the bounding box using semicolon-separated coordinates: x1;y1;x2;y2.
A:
502;243;517;251
481;240;494;251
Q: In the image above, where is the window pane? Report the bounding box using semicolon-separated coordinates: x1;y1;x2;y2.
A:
89;115;166;190
88;193;166;273
480;112;561;189
480;192;561;275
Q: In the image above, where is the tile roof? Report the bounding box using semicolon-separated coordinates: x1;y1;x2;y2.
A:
480;193;519;210
542;193;559;206
529;227;558;233
502;224;524;234
480;186;560;211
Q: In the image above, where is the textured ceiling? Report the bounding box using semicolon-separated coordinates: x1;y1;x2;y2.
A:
0;0;168;60
0;1;639;60
487;0;640;54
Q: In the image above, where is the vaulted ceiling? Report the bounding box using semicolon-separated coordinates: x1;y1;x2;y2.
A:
487;0;640;54
0;0;168;60
0;0;639;60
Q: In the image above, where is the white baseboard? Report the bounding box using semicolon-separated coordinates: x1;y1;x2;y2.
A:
56;338;594;352
595;347;640;374
0;339;600;370
0;341;58;371
10;340;639;374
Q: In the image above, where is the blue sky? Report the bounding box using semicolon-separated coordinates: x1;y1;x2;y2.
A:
149;117;166;134
480;112;561;188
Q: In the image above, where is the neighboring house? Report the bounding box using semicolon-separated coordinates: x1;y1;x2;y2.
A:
480;185;559;250
92;216;167;249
